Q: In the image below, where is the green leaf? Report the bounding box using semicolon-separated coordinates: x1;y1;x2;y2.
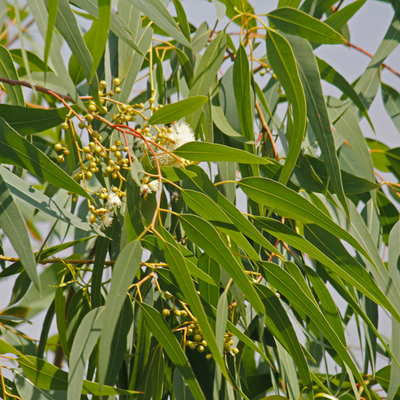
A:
10;49;53;73
316;57;373;129
18;355;137;396
187;32;226;129
255;285;313;398
180;189;260;260
128;0;192;49
160;237;233;387
115;26;153;105
0;104;79;135
334;110;375;184
0;338;26;358
178;214;265;315
185;164;282;257
139;345;165;400
253;217;396;321
382;82;400;134
15;369;67;400
266;29;306;185
237;177;373;264
377;190;399;245
0;174;40;293
71;0;144;57
98;240;141;388
55;287;70;359
266;7;345;44
258;261;367;391
90;0;111;79
324;0;366;32
68;307;104;400
288;34;348;217
68;19;99;86
55;0;101;108
233;44;253;140
174;142;271;164
44;0;59;72
0;45;24;106
137;302;206;400
0;118;93;202
0;166;103;235
149;96;208;125
26;0;85;109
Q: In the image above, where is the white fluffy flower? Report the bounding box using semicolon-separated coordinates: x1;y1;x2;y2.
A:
156;121;195;166
106;192;122;209
140;180;159;197
100;211;114;230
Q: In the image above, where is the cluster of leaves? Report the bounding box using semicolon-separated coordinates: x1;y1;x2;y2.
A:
1;0;400;399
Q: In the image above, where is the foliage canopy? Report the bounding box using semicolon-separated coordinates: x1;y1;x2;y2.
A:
1;0;400;399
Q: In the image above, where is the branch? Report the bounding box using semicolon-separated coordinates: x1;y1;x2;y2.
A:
345;41;400;79
0;76;90;103
255;100;279;160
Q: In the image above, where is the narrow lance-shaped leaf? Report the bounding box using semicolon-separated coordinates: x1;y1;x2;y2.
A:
90;0;111;80
287;34;349;218
137;302;207;400
44;0;59;72
18;355;138;396
238;176;374;264
324;0;366;32
266;29;307;185
178;214;265;315
128;0;192;50
187;32;226;129
0;45;24;106
258;261;368;392
98;240;141;388
266;7;345;45
160;237;235;388
255;284;313;399
149;96;208;125
233;44;253;140
0;118;94;202
174;142;271;164
316;56;373;129
0;175;40;293
54;0;102;108
68;307;104;400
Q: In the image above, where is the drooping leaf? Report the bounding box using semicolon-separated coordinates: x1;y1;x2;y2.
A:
174;142;271;164
0;118;93;202
0;174;40;293
266;29;307;185
266;7;345;44
238;177;374;263
98;240;141;387
18;355;138;395
0;45;24;106
186;32;226;129
128;0;192;49
288;34;348;217
178;214;265;315
149;96;208;125
137;302;206;400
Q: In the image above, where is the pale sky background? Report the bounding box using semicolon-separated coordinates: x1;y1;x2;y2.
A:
1;0;400;381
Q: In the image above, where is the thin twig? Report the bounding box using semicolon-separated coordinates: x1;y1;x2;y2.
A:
345;41;400;79
0;76;76;102
255;101;279;160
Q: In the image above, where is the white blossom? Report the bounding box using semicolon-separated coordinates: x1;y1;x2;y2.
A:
106;192;122;209
156;121;195;166
100;211;114;230
140;180;159;197
149;180;159;192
